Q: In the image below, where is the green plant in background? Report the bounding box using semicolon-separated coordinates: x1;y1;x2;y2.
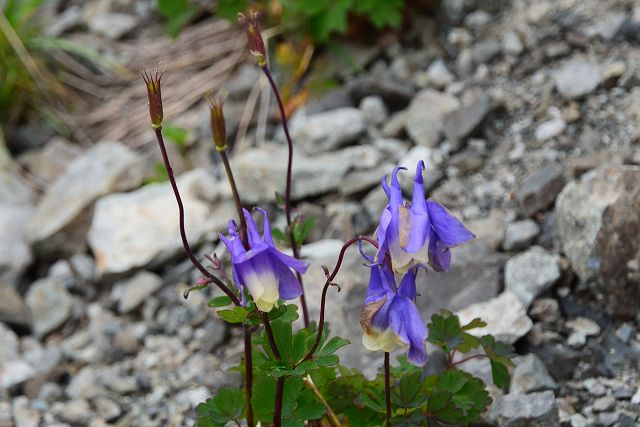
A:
157;0;198;38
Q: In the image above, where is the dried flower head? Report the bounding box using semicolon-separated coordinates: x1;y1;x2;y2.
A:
205;90;228;152
238;11;267;67
142;68;164;128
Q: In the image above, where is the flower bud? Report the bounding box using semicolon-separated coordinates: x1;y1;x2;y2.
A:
205;90;228;152
238;11;267;67
142;69;164;128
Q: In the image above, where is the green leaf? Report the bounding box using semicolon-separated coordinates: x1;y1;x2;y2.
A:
461;318;487;331
307;0;352;43
354;0;405;28
427;311;464;352
317;336;350;357
157;0;198;38
162;123;190;150
490;359;510;390
217;306;248;323
397;371;424;407
216;0;247;20
271;319;294;361
195;388;244;425
315;354;339;367
208;296;232;308
432;370;492;424
271;226;289;245
293;216;316;246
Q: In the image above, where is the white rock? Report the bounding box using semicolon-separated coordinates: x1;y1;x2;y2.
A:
425;59;455;88
554;57;601;99
503;219;540;251
0;360;35;390
114;271;163;314
566;317;601;337
88;168;233;275
535;117;566;141
12;396;40;427
289;108;365;153
456;291;533;344
0;205;33;284
28;142;143;256
359;96;388;126
25;278;73;338
0;322;19;364
88;12;138;39
405;89;460;147
504;246;560;308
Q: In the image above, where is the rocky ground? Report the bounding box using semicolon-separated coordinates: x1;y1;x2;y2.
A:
2;0;640;426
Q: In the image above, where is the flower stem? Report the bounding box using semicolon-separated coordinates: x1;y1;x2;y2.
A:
243;325;255;427
303;375;342;427
153;128;240;306
448;354;488;369
384;352;392;426
260;65;310;327
259;311;281;360
273;377;285;427
301;236;378;363
218;150;250;250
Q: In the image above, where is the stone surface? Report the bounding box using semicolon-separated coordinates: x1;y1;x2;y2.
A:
505;246;560;308
556;164;640;317
0;286;30;329
503;219;540;251
25;278;73;338
535;117;566;141
405;89;460;147
12;396;39;427
0;322;19;364
230;144;354;203
88;12;138;39
113;271;163;314
88;168;233;275
517;163;566;217
424;58;455;88
0;360;35;391
397;146;443;193
490;390;560;427
456;291;533;344
359;95;388;126
18;138;82;184
28;142;143;257
0;169;36;206
443;92;497;146
554;57;601;99
510;354;559;394
0;204;33;284
289;107;365;153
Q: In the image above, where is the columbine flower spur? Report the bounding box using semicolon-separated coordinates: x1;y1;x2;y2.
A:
220;208;309;312
377;160;475;273
360;263;428;366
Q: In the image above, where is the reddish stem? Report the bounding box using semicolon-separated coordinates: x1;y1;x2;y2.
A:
384;352;392;425
448;354;489;369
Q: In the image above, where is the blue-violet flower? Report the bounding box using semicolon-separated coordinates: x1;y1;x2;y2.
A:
220;208;309;312
377;160;475;273
360;263;428;366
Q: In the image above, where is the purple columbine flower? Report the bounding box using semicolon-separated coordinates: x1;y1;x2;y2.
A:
220;208;308;312
360;262;428;366
377;160;475;273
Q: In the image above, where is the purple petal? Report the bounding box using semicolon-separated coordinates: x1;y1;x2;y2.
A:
428;228;452;272
388;296;429;366
365;264;395;304
427;200;475;247
376;207;392;261
271;249;309;274
397;269;417;300
255;208;275;246
273;261;303;300
381;175;391;198
243;208;263;247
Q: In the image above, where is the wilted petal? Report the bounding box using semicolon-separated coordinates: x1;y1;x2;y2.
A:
427;200;475;247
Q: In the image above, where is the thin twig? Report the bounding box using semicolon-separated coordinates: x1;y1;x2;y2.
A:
303;375;342;427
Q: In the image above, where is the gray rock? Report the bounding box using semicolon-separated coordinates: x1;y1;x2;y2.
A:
0;401;11;427
424;58;455;88
0;322;19;364
516;163;566;217
405;89;460;147
0;205;33;284
592;395;615;412
93;396;121;422
359;96;388;126
18;138;82;184
0;169;36;206
113;271;163;314
490;390;560;427
502;31;524;56
12;396;39;427
25;278;73;338
466;210;506;251
28;142;143;257
59;399;92;424
443;92;497;147
505;246;560;308
510;354;559;394
566;317;601;340
535;118;566;141
503;219;540;251
614;323;634;344
417;240;504;319
471;38;502;63
397;146;443;193
554;57;601;99
456;291;533;344
289;108;365;153
0;360;35;391
0;286;30;329
66;366;102;399
556;164;640;317
88;12;138;39
88;168;232;275
230;144;353;203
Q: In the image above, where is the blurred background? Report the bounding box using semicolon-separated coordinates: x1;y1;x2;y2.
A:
1;0;640;426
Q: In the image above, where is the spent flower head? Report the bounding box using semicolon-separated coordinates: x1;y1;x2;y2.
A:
205;89;228;152
142;68;164;128
220;208;308;312
238;11;267;67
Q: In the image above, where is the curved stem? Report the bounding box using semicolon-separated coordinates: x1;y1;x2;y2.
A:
219;150;250;250
384;352;392;425
304;375;342;427
243;325;255;427
300;236;378;363
448;354;488;370
154;128;240;306
261;65;310;327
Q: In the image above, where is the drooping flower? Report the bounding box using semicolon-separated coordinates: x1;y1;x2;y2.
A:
360;263;428;366
220;208;308;312
377;160;475;273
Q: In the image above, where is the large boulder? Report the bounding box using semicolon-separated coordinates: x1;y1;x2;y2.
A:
556;163;640;318
28;142;143;257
